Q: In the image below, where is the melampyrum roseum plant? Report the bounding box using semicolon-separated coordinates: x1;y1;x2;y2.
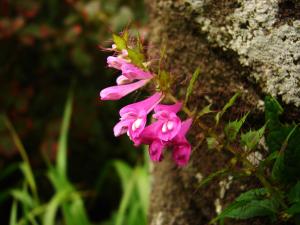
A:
99;31;300;225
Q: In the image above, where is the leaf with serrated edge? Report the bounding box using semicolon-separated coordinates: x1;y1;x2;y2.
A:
225;112;249;142
113;34;127;50
197;104;213;119
215;93;240;126
240;125;265;150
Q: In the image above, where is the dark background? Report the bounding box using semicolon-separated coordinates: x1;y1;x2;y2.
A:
0;0;147;223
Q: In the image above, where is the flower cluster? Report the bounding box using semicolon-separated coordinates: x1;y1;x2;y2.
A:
99;39;192;166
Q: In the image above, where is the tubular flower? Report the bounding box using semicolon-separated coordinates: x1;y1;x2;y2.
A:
172;119;193;166
100;79;150;100
107;56;127;70
101;57;154;101
149;140;165;162
100;36;193;166
113;92;163;141
121;63;153;80
137;118;192;166
152;102;182;141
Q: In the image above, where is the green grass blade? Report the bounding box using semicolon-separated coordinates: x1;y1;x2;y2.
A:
2;115;38;199
135;167;149;217
11;189;34;208
57;91;73;177
114;160;133;191
43;191;69;225
9;200;18;225
115;174;135;225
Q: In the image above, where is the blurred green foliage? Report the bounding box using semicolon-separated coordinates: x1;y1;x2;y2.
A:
0;0;148;224
1;93;149;225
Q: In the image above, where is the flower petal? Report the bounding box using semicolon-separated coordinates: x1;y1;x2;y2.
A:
128;116;147;140
116;75;131;85
100;79;150;100
134;121;162;146
113;119;133;137
121;63;153;80
156;115;182;141
149;140;165;162
177;118;193;138
107;56;127;70
119;92;163;116
154;102;182;114
172;142;191;166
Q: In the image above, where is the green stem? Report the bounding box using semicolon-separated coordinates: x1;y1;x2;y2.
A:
166;93;287;209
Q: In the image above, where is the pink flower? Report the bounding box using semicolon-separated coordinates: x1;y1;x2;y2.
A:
100;79;150;100
107;56;127;70
113;92;163;141
152;102;182;141
121;63;153;80
138;118;192;166
172;118;193;166
149;140;165;162
102;58;154;100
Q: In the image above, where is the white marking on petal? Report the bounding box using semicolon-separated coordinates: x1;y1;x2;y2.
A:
162;123;168;133
116;75;130;85
132;118;142;131
167;121;174;130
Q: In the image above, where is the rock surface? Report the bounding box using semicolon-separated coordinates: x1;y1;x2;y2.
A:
146;0;299;224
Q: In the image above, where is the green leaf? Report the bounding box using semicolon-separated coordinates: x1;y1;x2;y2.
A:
11;189;34;208
265;96;283;128
19;163;36;197
158;70;171;91
135;167;149;217
288;182;300;204
287;202;300;215
127;48;144;68
43;190;70;225
114;161;133;191
222;199;278;220
115;171;135;225
9;200;17;225
206;137;219;150
185;68;200;105
57;91;73;177
2;115;37;198
235;188;267;202
196;104;213;118
271;153;285;181
112;34;127;50
215;93;240;126
198;169;228;188
211;188;279;223
280;126;300;182
62;195;90;225
225;112;249;142
240;125;265;150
